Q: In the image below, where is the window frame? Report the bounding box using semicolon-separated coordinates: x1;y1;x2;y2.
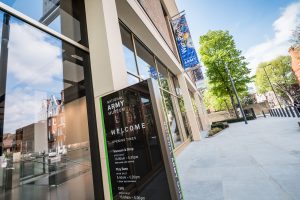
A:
0;9;104;200
119;21;190;149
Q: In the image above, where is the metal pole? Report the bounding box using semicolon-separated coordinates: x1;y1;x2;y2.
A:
170;10;186;19
224;65;248;124
262;66;283;109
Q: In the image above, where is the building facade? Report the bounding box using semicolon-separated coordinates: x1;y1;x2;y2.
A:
0;0;209;199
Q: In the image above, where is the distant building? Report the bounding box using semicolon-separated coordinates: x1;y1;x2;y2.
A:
15;122;48;154
2;133;15;153
255;91;281;108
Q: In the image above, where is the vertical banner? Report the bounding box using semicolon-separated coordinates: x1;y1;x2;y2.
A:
171;14;200;70
192;67;204;82
192;66;206;90
100;79;183;200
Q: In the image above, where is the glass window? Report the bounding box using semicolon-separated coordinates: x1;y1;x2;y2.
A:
189;91;203;130
0;11;94;199
172;76;191;137
120;25;138;75
0;0;88;46
172;76;182;96
161;90;182;148
157;60;170;91
118;24;187;148
127;73;139;85
177;96;191;137
134;39;157;80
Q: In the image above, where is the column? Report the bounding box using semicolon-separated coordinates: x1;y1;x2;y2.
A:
84;1;128;199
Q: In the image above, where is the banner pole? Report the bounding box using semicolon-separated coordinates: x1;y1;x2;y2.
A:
170;10;185;19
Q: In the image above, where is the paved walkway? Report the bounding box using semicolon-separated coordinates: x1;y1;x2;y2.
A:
177;117;300;200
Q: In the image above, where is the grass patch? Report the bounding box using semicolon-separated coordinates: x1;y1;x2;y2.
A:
208;127;223;137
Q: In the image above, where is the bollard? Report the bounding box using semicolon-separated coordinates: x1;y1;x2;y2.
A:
281;108;287;117
294;106;300;117
272;109;277;117
278;108;283;117
289;106;295;117
273;109;277;117
285;107;291;117
276;109;280;117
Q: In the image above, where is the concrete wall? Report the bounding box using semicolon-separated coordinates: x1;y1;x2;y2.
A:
208;102;271;123
244;102;270;116
138;0;176;53
208;111;232;123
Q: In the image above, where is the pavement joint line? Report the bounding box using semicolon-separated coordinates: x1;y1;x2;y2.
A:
177;118;300;200
248;154;296;200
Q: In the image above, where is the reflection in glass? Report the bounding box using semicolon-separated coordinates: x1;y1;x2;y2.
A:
177;97;191;137
189;91;203;130
120;25;138;75
0;11;93;199
157;60;170;91
101;81;171;199
172;75;182;96
127;73;139;85
173;76;191;137
161;91;182;148
0;0;88;46
135;39;157;80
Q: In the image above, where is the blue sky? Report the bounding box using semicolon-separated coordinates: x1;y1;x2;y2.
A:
176;0;300;74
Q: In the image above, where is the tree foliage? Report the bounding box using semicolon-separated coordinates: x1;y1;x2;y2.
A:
199;30;252;114
255;56;298;104
203;89;229;111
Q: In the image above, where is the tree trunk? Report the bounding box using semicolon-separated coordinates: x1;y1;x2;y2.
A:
273;84;295;105
284;91;295;105
224;100;230;112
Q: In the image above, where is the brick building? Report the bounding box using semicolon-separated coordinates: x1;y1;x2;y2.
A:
289;45;300;85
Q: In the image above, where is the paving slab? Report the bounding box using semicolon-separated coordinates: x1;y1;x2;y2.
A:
177;117;300;200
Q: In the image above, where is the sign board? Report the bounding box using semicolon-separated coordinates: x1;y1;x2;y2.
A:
192;67;204;82
171;15;199;70
100;79;183;200
195;80;207;90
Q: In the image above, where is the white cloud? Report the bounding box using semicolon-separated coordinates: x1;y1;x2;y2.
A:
3;88;47;134
244;2;300;75
8;22;62;85
3;22;64;133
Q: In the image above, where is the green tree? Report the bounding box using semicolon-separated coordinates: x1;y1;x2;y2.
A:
241;94;256;106
203;89;228;111
255;56;298;104
199;30;252;117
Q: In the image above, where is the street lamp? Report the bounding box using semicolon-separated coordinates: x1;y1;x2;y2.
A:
262;65;283;109
224;65;248;124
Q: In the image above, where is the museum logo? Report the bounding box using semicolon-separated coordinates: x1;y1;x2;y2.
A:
107;97;125;116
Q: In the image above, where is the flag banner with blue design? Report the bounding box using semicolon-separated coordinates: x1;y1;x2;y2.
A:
171;15;200;70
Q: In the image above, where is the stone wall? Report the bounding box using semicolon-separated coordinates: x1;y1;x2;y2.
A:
208;111;232;123
244;101;270;116
138;0;177;53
